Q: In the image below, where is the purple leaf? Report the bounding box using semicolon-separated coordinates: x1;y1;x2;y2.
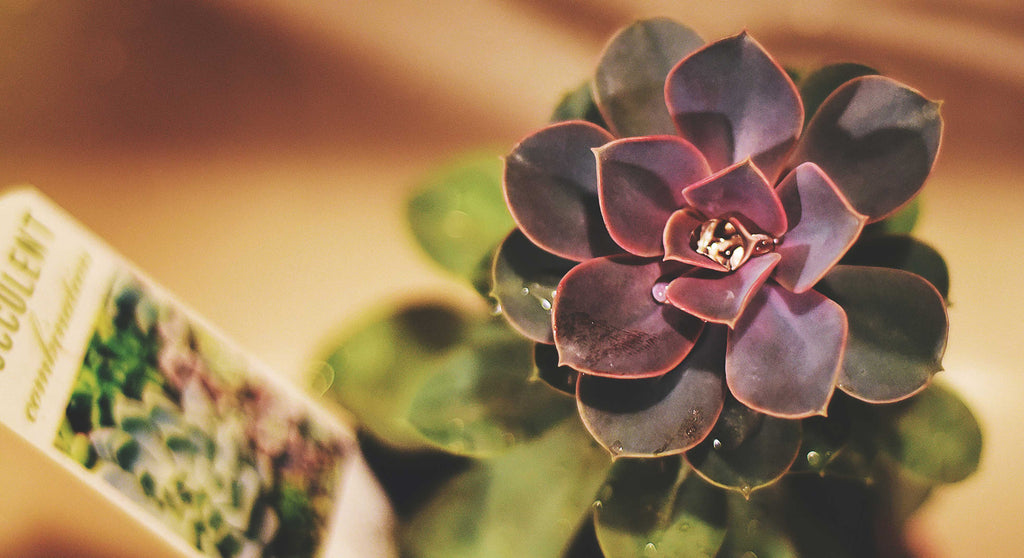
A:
504;121;619;261
683;161;788;238
596;136;711;257
817;265;947;403
663;208;729;271
666;253;780;327
773;163;867;293
577;325;727;457
727;283;846;418
685;398;802;495
666;32;803;181
553;256;703;377
792;75;942;222
593;18;704;137
492;229;577;343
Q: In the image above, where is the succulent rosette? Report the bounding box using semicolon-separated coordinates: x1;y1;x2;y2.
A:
321;18;982;558
496;18;948;463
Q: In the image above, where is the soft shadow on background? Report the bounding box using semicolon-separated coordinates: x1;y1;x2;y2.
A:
0;0;1021;556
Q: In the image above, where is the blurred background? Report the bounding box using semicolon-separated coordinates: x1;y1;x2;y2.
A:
0;0;1020;556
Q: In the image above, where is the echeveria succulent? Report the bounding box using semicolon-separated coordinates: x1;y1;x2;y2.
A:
499;21;948;461
320;17;982;558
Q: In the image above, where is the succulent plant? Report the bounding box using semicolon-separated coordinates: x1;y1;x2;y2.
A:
497;21;948;464
319;18;981;558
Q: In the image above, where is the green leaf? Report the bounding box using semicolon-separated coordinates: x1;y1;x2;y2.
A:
716;489;798;558
876;381;982;484
594;456;727;558
840;234;950;301
408;152;514;281
550;81;608;128
863;197;920;236
402;417;612;558
798;63;878;126
491;229;575;344
685;400;802;497
315;303;470;450
407;319;575;457
593;18;704;137
818;266;947;404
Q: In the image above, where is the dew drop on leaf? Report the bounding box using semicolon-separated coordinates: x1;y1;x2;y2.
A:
610;441;624;455
644;542;658;555
712;438;723;450
806;450;823;468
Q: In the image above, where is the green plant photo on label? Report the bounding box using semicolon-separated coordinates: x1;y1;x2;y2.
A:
55;273;346;558
315;17;981;558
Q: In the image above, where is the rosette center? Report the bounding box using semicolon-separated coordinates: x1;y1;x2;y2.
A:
691;216;778;271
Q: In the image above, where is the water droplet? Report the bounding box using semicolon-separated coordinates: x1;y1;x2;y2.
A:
651;281;670;303
521;286;530;295
308;361;336;396
740;552;758;558
806;450;823;468
592;500;603;511
609;441;624;455
739;484;752;499
643;542;658;555
539;298;552;311
489;300;503;316
712;438;723;450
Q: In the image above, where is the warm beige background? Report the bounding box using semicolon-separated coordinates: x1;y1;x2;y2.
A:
1;1;1021;556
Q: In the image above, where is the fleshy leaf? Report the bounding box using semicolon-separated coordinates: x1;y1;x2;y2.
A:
596;136;711;257
593;18;704;137
576;325;727;457
317;303;468;450
663;208;728;271
402;417;612;558
408;152;515;280
407;318;575;456
666;253;780;326
492;229;576;343
727;283;846;418
553;256;703;377
793;75;942;221
593;457;727;558
864;197;920;236
666;32;803;181
683;160;788;238
504;121;619;261
875;381;982;484
717;490;799;558
685;399;802;496
798;63;878;125
840;234;949;300
817;265;947;403
551;81;608;128
773;162;867;293
789;395;854;476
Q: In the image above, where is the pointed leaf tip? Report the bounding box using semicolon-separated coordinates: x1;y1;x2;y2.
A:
666;31;802;181
594;18;704;137
794;75;942;221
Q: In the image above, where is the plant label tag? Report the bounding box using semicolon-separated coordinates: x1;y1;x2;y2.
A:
0;186;395;558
